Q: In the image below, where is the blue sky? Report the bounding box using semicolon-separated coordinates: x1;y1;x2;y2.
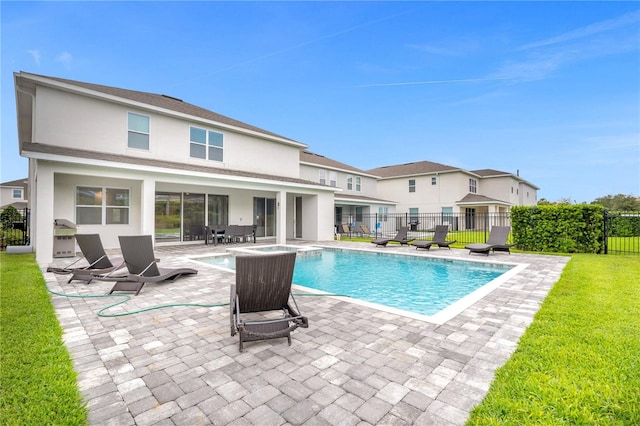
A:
2;1;639;203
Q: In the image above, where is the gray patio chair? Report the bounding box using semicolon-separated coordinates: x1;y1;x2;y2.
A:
46;233;126;283
371;226;414;247
465;226;516;255
230;252;309;352
108;235;197;295
411;225;457;250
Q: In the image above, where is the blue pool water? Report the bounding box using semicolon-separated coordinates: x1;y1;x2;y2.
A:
199;248;512;316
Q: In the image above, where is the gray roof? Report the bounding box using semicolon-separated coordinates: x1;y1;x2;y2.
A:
334;193;396;205
21;73;300;144
300;151;369;174
457;193;508;204
22;142;327;188
366;160;459;178
470;169;511;177
0;178;28;187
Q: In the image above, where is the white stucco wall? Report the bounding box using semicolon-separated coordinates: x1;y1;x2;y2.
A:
34;86;301;178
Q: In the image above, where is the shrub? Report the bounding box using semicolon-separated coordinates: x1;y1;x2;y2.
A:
511;204;604;253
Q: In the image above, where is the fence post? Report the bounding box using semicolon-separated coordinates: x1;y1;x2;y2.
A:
603;210;608;255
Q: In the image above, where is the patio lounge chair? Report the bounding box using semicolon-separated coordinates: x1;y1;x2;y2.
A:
108;235;198;295
465;226;516;255
230;252;309;352
371;226;414;247
359;224;372;236
411;225;457;250
46;233;126;283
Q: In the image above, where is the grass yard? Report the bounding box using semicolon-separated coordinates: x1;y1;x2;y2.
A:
467;254;640;425
0;253;87;425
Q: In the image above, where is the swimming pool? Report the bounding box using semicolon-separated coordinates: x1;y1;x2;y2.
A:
195;246;524;323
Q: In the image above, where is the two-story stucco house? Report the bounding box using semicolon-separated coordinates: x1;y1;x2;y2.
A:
14;72;337;264
14;72;539;263
299;151;396;232
367;160;538;229
0;178;29;210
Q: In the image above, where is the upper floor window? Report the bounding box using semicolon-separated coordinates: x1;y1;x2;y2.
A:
469;179;477;193
409;179;416;193
128;112;150;150
347;175;353;190
355;176;361;192
76;186;130;225
431;177;437;185
190;127;223;161
329;171;337;187
12;189;23;199
319;169;327;185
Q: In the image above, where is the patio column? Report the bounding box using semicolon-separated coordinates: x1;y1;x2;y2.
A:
140;178;156;240
34;164;55;265
276;190;286;245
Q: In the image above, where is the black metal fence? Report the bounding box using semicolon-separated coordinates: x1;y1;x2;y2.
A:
0;207;30;250
337;212;515;246
338;210;640;254
603;210;640;254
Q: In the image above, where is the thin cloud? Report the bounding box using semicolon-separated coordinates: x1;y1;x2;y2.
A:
517;9;640;51
56;51;73;68
353;76;512;88
27;49;41;65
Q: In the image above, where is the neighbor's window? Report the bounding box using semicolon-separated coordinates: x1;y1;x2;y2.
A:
409;179;416;193
12;189;23;199
378;206;388;222
128;112;150;150
329;171;337;187
431;177;437;185
355;207;363;222
469;178;477;193
190;126;224;161
355;176;361;192
347;175;353;190
319;169;327;185
76;186;129;225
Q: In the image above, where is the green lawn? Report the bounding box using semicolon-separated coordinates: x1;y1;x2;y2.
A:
467;254;640;425
0;253;87;425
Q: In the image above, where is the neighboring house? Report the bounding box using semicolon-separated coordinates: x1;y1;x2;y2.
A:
299;151;395;231
367;161;538;229
14;72;337;264
0;178;28;210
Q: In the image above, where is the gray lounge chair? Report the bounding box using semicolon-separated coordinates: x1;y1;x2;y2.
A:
371;226;414;247
230;252;308;352
47;233;125;283
109;235;197;295
411;225;457;250
465;226;516;255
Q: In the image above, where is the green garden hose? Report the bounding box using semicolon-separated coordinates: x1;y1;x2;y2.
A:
45;287;349;318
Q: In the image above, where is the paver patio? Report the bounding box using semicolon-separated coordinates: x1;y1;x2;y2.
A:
44;241;570;425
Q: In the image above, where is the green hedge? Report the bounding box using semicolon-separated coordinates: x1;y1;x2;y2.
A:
511;205;605;253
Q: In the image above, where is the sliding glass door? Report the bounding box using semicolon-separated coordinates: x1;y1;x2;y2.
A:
253;197;276;238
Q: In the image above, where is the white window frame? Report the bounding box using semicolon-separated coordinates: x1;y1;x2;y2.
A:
190;126;224;162
319;169;327;185
469;178;477;194
409;179;416;193
76;186;130;225
127;112;150;150
431;176;437;185
329;171;337;187
346;175;353;190
355;176;361;192
11;188;23;199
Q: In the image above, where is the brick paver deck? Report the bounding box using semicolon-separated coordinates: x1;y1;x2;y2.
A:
44;241;569;425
